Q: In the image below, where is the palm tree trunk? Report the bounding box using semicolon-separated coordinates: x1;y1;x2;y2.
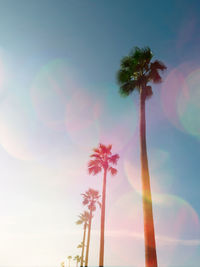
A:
140;90;158;267
85;209;92;267
80;223;87;267
99;168;107;267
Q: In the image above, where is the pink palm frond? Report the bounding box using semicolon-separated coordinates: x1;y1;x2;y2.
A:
109;166;117;176
108;154;120;165
88;159;101;167
88;165;102;175
93;148;100;153
90;153;101;159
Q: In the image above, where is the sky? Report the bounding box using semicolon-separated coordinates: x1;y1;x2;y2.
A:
0;0;200;266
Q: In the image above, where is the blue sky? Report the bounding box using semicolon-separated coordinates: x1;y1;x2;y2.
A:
0;0;200;266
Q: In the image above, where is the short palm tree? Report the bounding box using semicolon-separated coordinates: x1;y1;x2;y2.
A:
74;255;81;267
76;211;90;267
88;143;119;267
82;188;101;267
117;46;166;267
61;262;65;267
67;256;72;267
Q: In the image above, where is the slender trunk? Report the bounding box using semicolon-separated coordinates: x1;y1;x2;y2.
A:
76;261;78;267
80;223;87;267
99;168;107;267
84;209;92;267
140;90;158;267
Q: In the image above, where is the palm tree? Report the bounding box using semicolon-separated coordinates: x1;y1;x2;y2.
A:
88;144;119;267
77;242;83;249
117;46;166;267
76;211;90;267
74;255;81;267
61;262;65;267
82;188;101;267
67;256;72;267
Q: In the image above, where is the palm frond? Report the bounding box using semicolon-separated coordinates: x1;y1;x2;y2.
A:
90;153;101;159
148;60;167;83
76;219;83;225
108;154;119;165
150;60;166;71
109;166;117;176
82;199;89;205
117;69;132;84
88;165;102;175
106;144;112;154
93;148;100;153
119;80;138;97
88;159;101;167
99;143;108;154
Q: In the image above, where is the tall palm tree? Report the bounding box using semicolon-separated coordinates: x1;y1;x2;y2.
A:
117;46;166;267
82;188;101;267
67;256;72;267
76;211;90;267
88;144;119;267
74;255;81;267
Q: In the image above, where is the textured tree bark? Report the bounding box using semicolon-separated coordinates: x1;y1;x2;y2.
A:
85;209;92;267
99;168;107;267
140;90;158;267
80;223;87;267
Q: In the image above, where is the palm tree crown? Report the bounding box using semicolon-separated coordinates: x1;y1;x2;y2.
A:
74;255;81;262
76;211;90;225
88;143;119;176
77;242;83;249
82;188;101;211
117;46;166;98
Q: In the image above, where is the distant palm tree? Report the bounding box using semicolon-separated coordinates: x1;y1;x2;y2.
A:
67;256;72;267
77;242;83;249
74;255;81;267
61;262;65;267
76;211;90;267
117;46;166;267
88;143;119;267
82;188;101;267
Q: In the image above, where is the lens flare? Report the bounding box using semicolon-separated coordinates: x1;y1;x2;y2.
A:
177;68;200;138
107;191;200;267
124;158;164;197
154;194;200;266
96;83;138;152
161;68;188;131
65;89;101;149
107;191;144;267
31;59;77;131
0;98;36;161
